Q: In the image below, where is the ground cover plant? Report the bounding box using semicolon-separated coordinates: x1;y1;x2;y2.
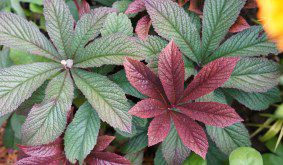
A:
0;0;282;164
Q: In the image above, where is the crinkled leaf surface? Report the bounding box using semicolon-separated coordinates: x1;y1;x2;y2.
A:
125;0;145;14
89;152;131;165
72;69;132;133
0;62;61;116
136;15;151;40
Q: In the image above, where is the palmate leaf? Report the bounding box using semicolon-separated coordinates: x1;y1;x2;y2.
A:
0;13;59;61
72;69;132;133
44;0;75;59
201;0;245;61
74;34;143;68
206;123;251;155
101;13;133;37
223;88;281;111
223;58;280;92
21;71;74;146
207;26;279;63
71;7;116;59
0;62;61;117
64;102;100;164
145;0;201;63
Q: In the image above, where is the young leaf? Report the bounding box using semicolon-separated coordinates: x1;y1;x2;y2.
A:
44;0;75;59
162;125;191;165
101;13;133;37
64;102;100;164
207;26;279;63
74;34;143;68
136;15;152;40
229;16;250;33
21;71;74;146
223;58;280;92
181;57;240;102
229;147;263;165
72;69;132;133
206;123;251;155
201;0;245;60
71;7;116;59
93;135;115;152
125;0;145;14
145;0;201;63
0;62;61;117
158;40;185;105
0;13;59;61
223;88;281;111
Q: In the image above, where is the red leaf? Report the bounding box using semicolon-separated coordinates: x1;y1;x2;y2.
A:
177;102;243;128
244;0;257;9
158;40;185;105
124;58;168;103
135;15;152;40
88;152;131;165
16;154;66;165
229;16;250;33
125;0;145;14
79;0;91;18
181;57;240;102
178;0;189;6
129;98;166;118
94;135;116;152
171;112;208;159
148;113;171;146
188;0;203;15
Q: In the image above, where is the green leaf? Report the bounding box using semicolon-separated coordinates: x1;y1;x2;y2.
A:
0;62;61;117
72;69;132;133
122;131;148;154
223;88;281;111
0;113;10;126
64;102;100;164
94;0;117;6
206;123;251;155
101;13;133;37
72;8;115;59
262;154;283;165
109;70;146;99
44;0;74;59
183;153;207;165
0;13;59;61
0;48;12;68
145;0;201;63
125;151;144;165
9;49;52;65
162;125;191;164
11;0;25;18
201;0;245;61
223;58;280;92
74;34;143;68
10;113;25;139
154;146;168;165
3;118;20;149
20;0;43;5
21;71;74;145
265;138;283;157
229;147;263;165
197;89;228;104
207;26;279;63
112;0;137;18
206;138;227;165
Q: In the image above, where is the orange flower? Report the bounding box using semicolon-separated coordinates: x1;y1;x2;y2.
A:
257;0;283;51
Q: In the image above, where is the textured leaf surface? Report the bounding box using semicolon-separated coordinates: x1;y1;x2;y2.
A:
21;71;74;145
207;26;279;63
201;0;245;60
72;69;132;132
145;0;201;62
93;135;115;152
223;88;281;111
136;15;151;40
229;16;250;33
162;125;191;165
158;41;184;105
89;152;131;165
64;102;100;164
206;123;251;155
0;62;61;117
112;0;137;18
0;13;59;61
122;131;148;153
75;34;143;68
16;154;65;165
125;0;145;14
124;58;167;102
0;48;12;68
178;102;242;127
44;0;75;59
125;151;144;165
148;113;171;146
101;13;133;37
129;98;166;118
181;57;239;102
171;113;208;159
223;58;280;92
72;8;115;58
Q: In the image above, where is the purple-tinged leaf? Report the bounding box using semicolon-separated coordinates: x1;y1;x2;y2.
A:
124;58;167;103
129;98;166;118
125;0;145;14
171;112;208;159
78;0;91;18
94;135;116;152
87;152;131;165
135;16;152;40
230;16;250;33
148;113;171;146
181;57;240;102
188;0;203;15
158;40;185;105
16;155;66;165
177;102;243;128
